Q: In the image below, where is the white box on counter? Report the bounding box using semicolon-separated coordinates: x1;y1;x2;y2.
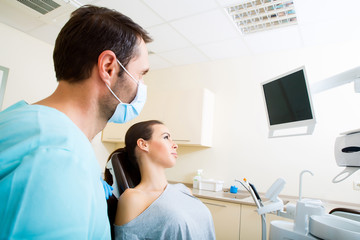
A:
198;179;224;192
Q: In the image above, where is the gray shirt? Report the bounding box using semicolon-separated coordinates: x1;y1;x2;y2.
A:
114;183;215;240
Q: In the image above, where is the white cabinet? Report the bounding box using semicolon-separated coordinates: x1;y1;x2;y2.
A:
102;88;214;147
199;198;241;240
101;121;136;142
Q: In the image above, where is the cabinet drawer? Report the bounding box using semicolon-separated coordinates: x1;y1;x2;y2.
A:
199;198;241;240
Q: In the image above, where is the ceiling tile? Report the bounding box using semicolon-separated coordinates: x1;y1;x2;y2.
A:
299;18;360;47
51;11;72;28
78;0;99;4
243;25;303;54
170;9;240;45
295;0;360;25
216;0;246;7
96;0;164;28
28;23;60;45
158;47;209;66
143;0;218;21
2;0;360;70
0;1;44;32
198;38;251;60
148;54;173;70
146;24;191;53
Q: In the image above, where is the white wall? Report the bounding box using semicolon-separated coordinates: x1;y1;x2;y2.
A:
0;23;55;109
141;39;360;204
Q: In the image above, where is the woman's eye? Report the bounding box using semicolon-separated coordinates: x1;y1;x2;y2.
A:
164;135;169;139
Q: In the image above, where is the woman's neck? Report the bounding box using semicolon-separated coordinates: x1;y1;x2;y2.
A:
137;160;168;191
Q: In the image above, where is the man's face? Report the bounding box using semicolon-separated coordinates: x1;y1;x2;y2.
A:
99;39;150;122
114;39;150;104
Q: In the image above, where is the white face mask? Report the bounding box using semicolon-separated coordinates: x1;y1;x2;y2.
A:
106;59;147;124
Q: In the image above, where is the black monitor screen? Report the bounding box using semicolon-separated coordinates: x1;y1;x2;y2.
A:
263;69;313;126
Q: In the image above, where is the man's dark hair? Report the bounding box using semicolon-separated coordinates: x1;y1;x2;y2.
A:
53;5;152;82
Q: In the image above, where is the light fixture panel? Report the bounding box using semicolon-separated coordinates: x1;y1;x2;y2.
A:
225;0;298;34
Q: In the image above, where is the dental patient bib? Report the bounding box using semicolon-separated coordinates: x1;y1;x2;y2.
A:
114;183;215;240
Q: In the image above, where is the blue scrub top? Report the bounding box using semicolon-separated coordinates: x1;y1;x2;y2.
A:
0;101;110;239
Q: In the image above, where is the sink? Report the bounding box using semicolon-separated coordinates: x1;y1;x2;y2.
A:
221;191;250;199
309;214;360;240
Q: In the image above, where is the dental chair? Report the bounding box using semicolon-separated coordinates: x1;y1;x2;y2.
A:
105;150;141;239
330;207;360;222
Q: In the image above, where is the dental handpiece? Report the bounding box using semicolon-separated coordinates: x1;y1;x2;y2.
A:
235;178;262;208
235;179;249;191
249;182;263;207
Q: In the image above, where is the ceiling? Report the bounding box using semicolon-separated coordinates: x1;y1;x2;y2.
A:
1;0;360;70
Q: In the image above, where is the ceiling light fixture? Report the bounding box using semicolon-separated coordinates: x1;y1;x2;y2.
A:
16;0;61;15
15;0;83;15
225;0;298;34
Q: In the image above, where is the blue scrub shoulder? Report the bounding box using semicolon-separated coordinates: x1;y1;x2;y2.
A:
0;100;110;239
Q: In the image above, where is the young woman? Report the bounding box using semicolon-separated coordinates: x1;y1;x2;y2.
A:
106;120;215;239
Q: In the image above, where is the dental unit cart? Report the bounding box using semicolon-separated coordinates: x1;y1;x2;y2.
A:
241;176;360;240
244;129;360;240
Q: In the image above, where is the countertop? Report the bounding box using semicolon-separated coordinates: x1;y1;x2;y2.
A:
192;188;261;206
173;181;360;213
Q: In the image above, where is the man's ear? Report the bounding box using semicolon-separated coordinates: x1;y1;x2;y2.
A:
98;50;117;86
137;139;149;152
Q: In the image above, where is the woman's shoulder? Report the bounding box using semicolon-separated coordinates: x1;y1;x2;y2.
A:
119;188;144;202
118;188;150;211
115;188;148;226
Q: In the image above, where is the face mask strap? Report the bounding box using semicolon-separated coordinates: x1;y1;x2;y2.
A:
107;59;143;104
105;83;123;103
116;59;139;85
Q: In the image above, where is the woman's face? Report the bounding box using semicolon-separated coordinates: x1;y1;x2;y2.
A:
146;124;178;168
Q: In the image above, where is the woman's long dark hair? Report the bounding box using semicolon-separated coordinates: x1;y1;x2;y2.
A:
104;120;163;186
105;120;163;237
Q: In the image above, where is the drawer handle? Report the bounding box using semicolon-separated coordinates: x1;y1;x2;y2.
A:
174;139;191;142
203;202;227;208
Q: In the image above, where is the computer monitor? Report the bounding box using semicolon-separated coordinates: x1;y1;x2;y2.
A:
261;66;316;137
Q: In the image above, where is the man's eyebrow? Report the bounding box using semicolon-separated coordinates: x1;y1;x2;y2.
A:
142;68;149;75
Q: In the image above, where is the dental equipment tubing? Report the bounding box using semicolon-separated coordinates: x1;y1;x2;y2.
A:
236;178;267;240
236;178;286;240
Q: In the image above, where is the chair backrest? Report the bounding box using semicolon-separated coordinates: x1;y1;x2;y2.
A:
107;151;141;197
106;151;141;238
110;152;130;196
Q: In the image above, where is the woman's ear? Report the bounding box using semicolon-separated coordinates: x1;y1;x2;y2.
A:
137;138;149;152
98;50;117;86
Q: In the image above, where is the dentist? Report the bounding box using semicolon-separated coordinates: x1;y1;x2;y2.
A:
0;5;152;239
